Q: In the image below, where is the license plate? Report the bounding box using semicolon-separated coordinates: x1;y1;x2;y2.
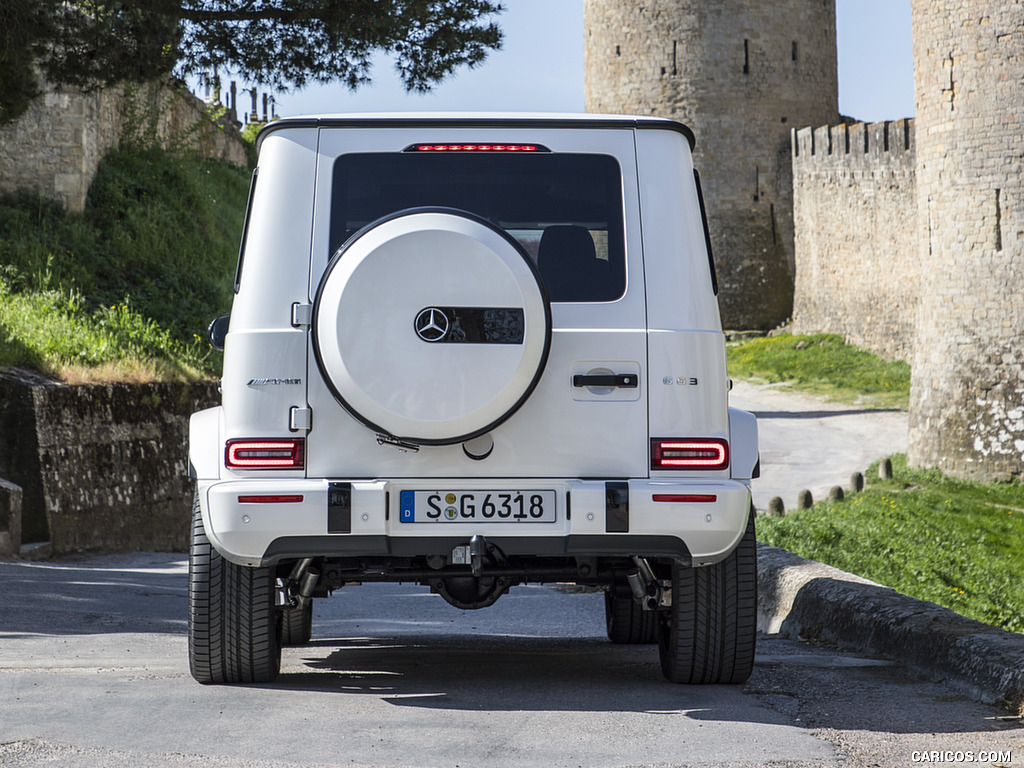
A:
399;490;557;523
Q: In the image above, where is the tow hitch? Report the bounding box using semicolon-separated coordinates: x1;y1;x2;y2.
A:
431;535;512;610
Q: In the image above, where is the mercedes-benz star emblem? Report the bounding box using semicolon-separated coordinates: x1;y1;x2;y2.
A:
414;307;450;342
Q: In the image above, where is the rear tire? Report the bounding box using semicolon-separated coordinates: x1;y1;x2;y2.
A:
280;601;313;646
605;589;658;644
188;494;281;684
658;508;757;684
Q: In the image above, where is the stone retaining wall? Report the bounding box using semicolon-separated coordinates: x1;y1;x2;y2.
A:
0;371;218;554
0;479;21;557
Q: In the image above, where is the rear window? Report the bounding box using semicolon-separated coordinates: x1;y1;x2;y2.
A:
330;152;625;302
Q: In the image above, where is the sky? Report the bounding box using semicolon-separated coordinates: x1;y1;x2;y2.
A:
236;0;915;125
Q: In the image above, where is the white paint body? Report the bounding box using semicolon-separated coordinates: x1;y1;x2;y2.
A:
190;114;757;568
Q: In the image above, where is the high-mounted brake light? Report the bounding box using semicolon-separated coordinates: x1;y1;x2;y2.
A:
651;439;729;471
225;439;305;470
406;143;547;153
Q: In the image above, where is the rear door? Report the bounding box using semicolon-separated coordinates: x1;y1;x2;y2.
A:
304;121;649;479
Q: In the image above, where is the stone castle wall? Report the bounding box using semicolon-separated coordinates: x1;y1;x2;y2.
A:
790;119;919;362
907;0;1024;479
0;79;246;212
584;0;839;330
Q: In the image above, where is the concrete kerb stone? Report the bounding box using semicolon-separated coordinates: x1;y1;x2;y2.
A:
758;543;1024;714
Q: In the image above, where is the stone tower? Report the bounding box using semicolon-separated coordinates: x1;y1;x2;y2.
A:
584;0;839;329
907;0;1024;479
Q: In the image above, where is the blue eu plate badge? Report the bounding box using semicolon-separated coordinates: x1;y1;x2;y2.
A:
399;491;415;523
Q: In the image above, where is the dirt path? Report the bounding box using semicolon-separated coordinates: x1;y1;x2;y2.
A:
729;380;909;512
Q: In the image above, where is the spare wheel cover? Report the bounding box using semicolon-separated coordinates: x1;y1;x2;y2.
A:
312;208;552;445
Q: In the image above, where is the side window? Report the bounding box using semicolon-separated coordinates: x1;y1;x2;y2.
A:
234;167;259;293
330;152;626;302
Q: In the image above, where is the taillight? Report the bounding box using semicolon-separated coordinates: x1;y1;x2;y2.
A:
651;439;729;471
405;143;548;152
225;439;305;470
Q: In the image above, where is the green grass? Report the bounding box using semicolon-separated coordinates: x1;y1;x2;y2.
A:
0;147;250;381
759;455;1024;634
728;334;1019;632
0;285;211;382
727;333;911;409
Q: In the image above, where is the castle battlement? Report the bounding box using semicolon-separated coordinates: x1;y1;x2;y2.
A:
790;117;920;365
792;119;915;166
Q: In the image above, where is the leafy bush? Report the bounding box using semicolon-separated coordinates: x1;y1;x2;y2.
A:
0;147;249;381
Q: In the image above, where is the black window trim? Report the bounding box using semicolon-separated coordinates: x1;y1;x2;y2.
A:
693;169;719;296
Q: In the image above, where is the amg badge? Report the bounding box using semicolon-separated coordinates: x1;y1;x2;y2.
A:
246;377;302;387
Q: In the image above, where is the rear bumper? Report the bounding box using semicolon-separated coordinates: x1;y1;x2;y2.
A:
260;533;696;567
198;478;752;568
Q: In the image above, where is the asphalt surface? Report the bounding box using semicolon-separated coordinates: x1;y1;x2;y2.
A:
2;381;1022;766
0;554;1021;768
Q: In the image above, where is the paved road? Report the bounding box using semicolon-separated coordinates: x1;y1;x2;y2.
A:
2;385;1019;767
0;552;1019;768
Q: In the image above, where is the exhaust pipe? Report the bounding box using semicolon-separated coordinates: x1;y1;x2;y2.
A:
626;569;648;600
298;567;320;602
628;556;663;611
277;557;319;608
288;557;314;584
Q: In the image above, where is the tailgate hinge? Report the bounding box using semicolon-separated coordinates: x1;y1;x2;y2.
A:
291;302;313;328
290;406;312;432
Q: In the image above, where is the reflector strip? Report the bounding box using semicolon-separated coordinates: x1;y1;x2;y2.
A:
652;494;718;503
225;439;305;469
651;439;729;470
238;494;304;504
407;143;544;153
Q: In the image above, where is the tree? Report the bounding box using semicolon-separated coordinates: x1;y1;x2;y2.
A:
0;1;504;125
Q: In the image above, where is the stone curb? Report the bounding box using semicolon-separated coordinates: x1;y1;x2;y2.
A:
757;543;1024;715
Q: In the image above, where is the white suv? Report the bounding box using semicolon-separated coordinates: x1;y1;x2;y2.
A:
188;114;759;686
